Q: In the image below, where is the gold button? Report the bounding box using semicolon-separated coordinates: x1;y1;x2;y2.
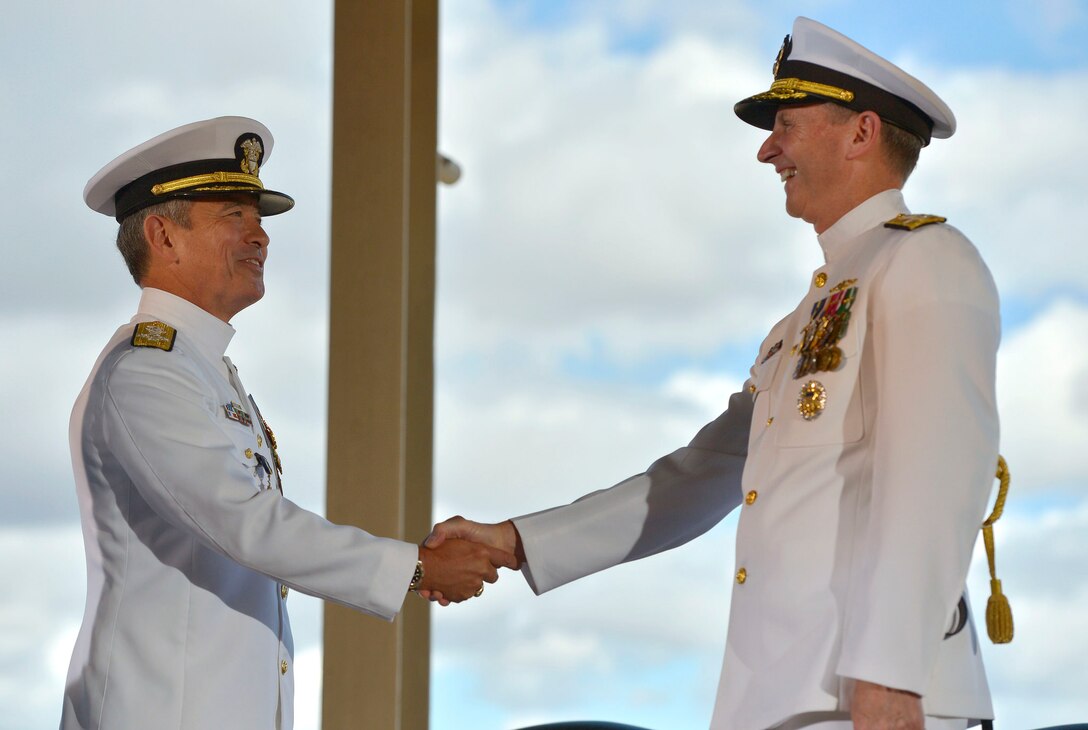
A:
735;568;747;584
748;383;756;394
257;435;264;448
745;490;758;505
814;272;827;288
281;584;289;599
766;417;774;427
244;448;254;459
280;659;288;675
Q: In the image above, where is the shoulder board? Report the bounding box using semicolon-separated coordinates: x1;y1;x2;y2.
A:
883;213;947;231
131;321;177;351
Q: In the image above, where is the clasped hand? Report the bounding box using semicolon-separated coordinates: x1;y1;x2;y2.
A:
417;517;522;606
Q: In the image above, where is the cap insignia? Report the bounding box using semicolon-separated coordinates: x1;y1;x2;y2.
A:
131;321;176;351
884;214;947;231
236;134;264;177
772;33;792;78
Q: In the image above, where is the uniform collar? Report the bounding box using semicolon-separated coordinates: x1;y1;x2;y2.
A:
817;188;908;262
134;288;236;365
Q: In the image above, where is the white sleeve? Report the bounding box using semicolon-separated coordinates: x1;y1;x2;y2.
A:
513;386;753;594
102;348;418;621
836;226;1001;692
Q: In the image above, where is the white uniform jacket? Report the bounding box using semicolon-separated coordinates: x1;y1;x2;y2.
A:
61;289;418;730
513;190;1000;730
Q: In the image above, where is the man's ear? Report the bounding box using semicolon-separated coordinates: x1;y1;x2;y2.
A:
143;214;180;264
845;110;882;160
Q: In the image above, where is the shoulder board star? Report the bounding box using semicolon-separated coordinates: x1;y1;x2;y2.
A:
884;213;947;231
131;321;177;351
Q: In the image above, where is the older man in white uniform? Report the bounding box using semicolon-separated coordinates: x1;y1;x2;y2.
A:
425;18;1000;730
62;117;515;730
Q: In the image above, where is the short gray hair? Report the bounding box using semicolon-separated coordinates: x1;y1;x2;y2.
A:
879;120;923;182
115;199;192;285
823;103;923;183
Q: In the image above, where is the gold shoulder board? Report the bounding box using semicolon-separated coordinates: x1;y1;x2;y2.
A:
131;321;177;351
884;213;947;231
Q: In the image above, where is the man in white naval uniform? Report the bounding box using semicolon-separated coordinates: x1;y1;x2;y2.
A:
424;18;1000;730
62;117;516;730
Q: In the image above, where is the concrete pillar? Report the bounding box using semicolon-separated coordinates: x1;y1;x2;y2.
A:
323;1;438;728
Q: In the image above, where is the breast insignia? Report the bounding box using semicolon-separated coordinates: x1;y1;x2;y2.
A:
131;321;176;351
883;213;947;231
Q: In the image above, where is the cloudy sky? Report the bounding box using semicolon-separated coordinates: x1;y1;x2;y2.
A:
2;1;1086;728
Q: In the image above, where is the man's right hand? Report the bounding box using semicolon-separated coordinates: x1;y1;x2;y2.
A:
418;517;524;605
416;537;517;604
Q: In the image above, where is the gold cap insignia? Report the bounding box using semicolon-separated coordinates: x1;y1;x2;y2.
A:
131;321;176;351
236;134;264;176
797;380;827;421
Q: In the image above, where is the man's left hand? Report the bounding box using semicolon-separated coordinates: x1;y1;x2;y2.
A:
851;679;924;730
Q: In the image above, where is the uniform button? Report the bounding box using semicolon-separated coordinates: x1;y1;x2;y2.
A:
745;490;758;505
257;435;264;448
814;272;827;288
281;584;289;599
735;568;747;584
280;659;289;675
244;448;254;459
766;417;774;427
748;384;756;394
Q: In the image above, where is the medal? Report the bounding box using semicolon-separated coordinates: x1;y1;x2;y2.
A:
797;381;827;420
793;282;858;379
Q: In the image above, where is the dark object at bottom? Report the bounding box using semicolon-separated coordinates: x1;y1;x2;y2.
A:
1031;725;1088;730
515;723;652;730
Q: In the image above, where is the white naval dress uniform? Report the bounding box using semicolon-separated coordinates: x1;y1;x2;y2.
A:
62;288;419;730
512;190;1000;730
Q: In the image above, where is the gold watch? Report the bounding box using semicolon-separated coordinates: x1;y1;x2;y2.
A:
408;560;424;592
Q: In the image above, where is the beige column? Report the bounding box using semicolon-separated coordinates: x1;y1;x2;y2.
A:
322;1;438;728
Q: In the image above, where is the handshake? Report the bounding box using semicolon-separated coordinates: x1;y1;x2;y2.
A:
412;517;523;605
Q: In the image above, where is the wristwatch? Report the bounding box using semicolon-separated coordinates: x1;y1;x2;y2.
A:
408;560;424;592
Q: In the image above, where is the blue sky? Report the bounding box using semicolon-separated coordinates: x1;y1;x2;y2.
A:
2;1;1087;729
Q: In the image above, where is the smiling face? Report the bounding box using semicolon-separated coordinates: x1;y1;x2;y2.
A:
756;104;857;233
158;195;270;321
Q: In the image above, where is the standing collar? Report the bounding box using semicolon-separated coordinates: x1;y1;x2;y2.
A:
134;288;236;366
817;189;908;262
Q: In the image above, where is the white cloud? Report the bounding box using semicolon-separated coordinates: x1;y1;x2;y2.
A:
995;299;1088;492
438;0;821;365
0;526;85;729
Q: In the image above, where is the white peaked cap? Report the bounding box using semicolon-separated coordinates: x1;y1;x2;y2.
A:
735;17;955;144
85;116;295;221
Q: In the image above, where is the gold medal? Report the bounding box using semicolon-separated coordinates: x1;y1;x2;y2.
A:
797;381;827;421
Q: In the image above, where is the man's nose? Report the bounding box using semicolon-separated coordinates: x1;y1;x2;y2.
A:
248;219;270;248
756;132;778;164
